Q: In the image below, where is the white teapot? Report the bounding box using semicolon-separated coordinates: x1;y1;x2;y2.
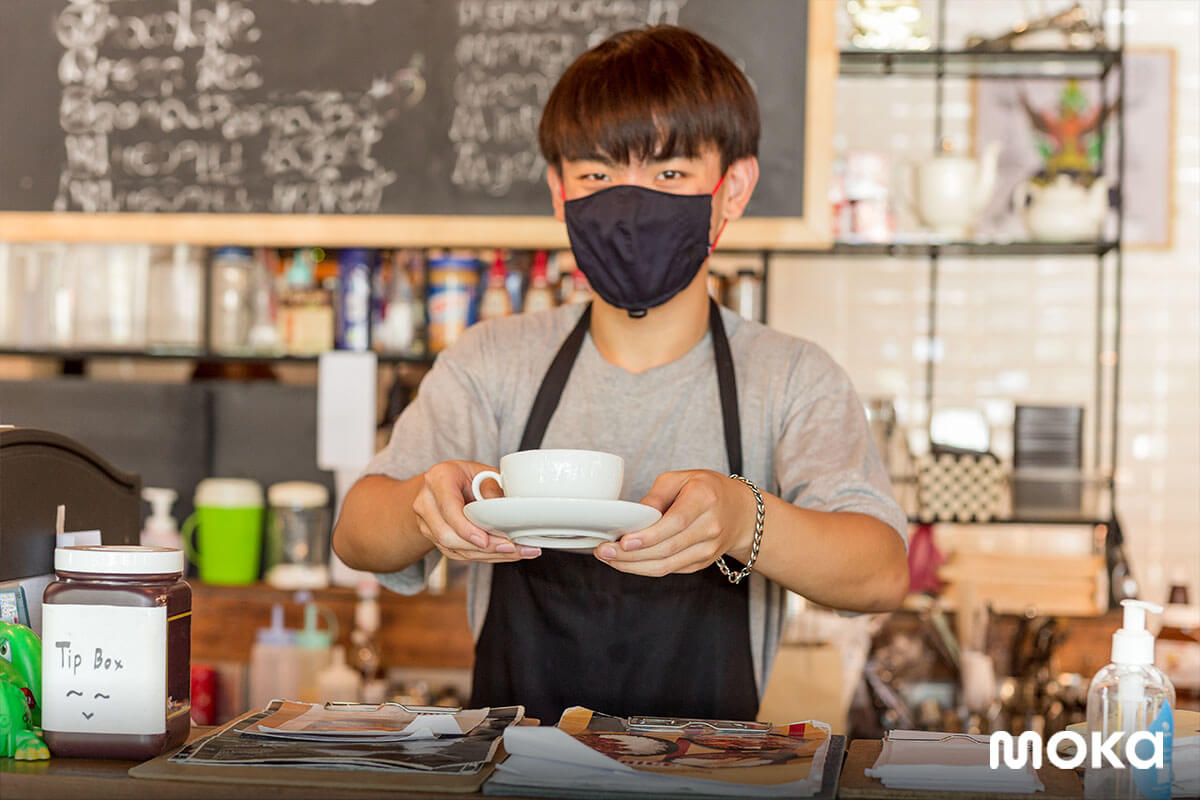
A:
913;141;1001;239
1014;173;1109;242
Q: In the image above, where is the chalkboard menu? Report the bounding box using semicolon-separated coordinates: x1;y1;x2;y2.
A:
0;0;832;245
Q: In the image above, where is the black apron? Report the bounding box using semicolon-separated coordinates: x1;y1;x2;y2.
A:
469;300;758;723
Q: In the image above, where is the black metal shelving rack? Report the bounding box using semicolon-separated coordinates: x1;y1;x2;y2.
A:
791;0;1127;531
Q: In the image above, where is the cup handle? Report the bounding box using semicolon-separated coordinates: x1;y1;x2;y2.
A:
180;512;199;564
470;470;503;502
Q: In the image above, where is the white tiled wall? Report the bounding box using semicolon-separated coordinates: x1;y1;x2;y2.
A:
770;0;1200;603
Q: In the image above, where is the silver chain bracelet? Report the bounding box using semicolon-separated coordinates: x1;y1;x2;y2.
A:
715;474;765;585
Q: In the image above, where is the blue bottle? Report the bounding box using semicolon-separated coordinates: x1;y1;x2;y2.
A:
337;249;372;351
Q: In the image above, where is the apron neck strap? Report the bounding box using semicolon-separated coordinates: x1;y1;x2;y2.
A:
519;300;742;476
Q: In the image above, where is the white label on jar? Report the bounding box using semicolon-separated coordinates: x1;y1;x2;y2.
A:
42;603;167;735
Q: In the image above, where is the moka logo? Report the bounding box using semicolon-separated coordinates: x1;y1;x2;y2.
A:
989;729;1167;771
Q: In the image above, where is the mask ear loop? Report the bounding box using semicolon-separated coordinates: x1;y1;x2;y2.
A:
709;173;729;254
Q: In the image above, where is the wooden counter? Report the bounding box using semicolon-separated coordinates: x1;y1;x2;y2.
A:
2;737;1085;800
0;753;500;800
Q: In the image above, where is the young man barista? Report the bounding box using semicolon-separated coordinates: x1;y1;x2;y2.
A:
334;26;908;723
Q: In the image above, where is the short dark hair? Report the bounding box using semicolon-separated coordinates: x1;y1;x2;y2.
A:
538;26;760;174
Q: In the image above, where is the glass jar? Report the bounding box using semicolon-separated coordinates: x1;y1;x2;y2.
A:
209;246;256;352
147;244;203;348
264;481;332;590
41;545;191;760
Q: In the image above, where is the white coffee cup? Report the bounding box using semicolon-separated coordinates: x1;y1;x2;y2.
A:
471;449;624;502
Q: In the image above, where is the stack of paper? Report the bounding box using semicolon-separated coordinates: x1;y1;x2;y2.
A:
171;700;523;773
865;730;1045;794
485;707;833;798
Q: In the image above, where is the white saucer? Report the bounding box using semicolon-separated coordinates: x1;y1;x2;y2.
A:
463;497;662;550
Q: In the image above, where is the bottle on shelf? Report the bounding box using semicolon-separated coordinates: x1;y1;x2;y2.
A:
478;250;513;321
523;250;557;314
557;251;592;305
278;248;335;355
426;250;478;353
336;248;372;351
246;247;280;354
146;244;203;349
209;246;256;353
372;250;418;354
505;252;526;314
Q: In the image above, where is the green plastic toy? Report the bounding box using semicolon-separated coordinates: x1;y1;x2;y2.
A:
0;621;48;760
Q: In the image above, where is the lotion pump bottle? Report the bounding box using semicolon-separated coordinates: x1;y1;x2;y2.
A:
141;487;183;551
1085;599;1175;800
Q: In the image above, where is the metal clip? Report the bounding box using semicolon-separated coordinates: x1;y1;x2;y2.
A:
322;701;462;714
884;731;988;745
627;716;770;735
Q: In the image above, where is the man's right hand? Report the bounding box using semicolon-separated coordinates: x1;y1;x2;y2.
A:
413;461;542;562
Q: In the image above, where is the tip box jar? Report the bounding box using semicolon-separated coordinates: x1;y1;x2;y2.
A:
41;545;191;759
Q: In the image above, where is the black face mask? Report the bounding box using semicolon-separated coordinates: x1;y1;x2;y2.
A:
563;180;724;318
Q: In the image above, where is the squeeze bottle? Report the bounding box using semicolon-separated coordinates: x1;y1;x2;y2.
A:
294;594;335;703
1085;599;1175;799
248;603;299;710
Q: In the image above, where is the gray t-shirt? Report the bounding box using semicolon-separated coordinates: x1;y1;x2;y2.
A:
364;303;906;698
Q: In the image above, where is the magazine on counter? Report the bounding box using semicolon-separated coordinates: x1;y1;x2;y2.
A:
487;707;832;797
171;701;524;773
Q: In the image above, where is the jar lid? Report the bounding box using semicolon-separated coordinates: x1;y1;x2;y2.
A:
194;478;263;508
56;545;184;575
268;481;329;509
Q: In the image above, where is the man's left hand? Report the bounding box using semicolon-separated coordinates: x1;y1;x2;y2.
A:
594;470;756;577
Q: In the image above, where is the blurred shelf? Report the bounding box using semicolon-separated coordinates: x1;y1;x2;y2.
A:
784;240;1118;258
0;347;435;366
839;48;1121;80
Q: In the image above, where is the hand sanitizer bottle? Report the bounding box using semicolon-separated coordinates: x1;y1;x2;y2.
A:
1085;600;1175;799
140;487;183;551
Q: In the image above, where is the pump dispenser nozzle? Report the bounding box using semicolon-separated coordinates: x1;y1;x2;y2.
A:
141;487;182;550
1112;598;1163;665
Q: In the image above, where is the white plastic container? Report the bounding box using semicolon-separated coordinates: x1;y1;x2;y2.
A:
1085;600;1175;799
316;645;362;703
